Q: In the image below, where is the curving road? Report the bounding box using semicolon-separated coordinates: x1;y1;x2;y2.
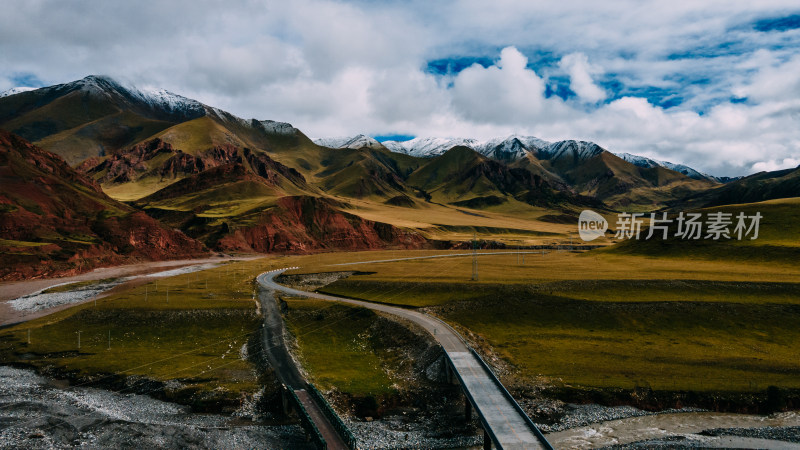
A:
257;269;552;449
256;277;348;450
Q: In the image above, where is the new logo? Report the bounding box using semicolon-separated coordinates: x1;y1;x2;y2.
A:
578;210;608;242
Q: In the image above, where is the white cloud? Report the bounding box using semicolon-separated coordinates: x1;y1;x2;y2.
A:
450;47;556;124
1;0;799;176
734;54;800;101
558;53;606;102
752;158;800;172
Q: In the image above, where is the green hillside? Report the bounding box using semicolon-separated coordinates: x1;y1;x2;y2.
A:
608;197;800;263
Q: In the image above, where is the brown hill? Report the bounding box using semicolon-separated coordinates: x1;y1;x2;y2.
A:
0;130;207;280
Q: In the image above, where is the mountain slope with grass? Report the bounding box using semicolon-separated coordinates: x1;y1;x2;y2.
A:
407;145;603;209
674;165;800;209
0;130;206;280
0;76;208;165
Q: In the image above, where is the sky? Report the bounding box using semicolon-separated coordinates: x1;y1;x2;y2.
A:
1;1;800;176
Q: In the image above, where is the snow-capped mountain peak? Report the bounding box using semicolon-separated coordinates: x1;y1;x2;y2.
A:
128;86;205;116
0;87;37;98
378;135;604;163
55;76;295;136
256;120;297;136
545;140;605;161
65;75;208;120
314;134;384;150
381;137;481;157
615;152;719;182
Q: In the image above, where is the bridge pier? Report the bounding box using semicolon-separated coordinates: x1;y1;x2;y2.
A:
483;428;492;450
443;356;458;385
465;396;472;421
280;385;292;416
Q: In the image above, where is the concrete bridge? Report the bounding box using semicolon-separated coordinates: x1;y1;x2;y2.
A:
257;269;553;450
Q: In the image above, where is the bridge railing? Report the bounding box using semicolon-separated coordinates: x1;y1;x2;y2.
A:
307;383;358;450
441;350;504;448
467;348;553;450
284;385;327;450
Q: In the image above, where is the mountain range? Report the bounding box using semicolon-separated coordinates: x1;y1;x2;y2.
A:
314;135;727;183
1;75;798;279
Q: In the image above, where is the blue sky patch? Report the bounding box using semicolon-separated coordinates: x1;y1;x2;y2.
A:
601;81;685;109
754;14;800;32
667;41;746;60
374;134;414;142
544;75;575;100
10;72;43;87
425;57;493;76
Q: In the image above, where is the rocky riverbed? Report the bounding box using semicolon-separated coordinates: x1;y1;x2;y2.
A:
0;366;310;449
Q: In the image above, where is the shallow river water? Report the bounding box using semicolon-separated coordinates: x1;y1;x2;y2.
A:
546;409;800;449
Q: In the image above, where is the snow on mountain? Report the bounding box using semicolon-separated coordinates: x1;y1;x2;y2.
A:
380;135;601;162
381;140;408;153
380;133;718;181
615;152;718;182
313;134;384;150
68;75;207;119
0;87;37;98
478;135;543;161
545;140;605;161
131;86;207;117
381;137;481;157
256;120;297;136
52;76;297;136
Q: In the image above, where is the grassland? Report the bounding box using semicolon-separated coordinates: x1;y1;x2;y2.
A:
336;196;589;245
275;243;800;394
282;298;398;396
0;258;287;408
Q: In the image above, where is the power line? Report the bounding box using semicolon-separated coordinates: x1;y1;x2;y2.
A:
471;233;479;281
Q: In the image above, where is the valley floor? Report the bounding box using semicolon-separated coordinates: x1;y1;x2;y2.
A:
1;247;799;448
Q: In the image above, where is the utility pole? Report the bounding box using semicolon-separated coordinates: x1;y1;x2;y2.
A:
27;329;30;344
77;331;81;350
471;232;479;281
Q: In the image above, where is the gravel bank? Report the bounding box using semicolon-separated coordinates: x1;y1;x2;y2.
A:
347;415;482;449
598;433;800;449
8;278;133;312
7;262;221;313
0;366;309;449
535;402;705;433
700;425;800;443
